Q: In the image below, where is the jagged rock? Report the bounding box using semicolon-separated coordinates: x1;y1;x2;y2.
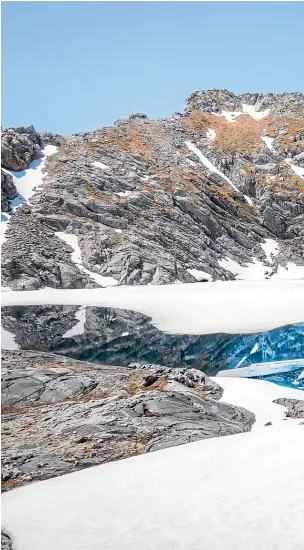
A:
263;207;287;237
1;350;255;490
273;398;304;418
1;532;12;550
1;170;17;213
1;125;42;171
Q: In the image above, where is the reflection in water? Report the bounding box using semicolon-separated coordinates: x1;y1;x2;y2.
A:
1;305;304;389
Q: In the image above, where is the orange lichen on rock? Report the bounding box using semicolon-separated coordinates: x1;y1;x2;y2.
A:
186;110;275;153
88;126;150;158
274;116;304;150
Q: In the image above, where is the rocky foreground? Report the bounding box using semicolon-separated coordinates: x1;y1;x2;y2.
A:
2;89;304;289
2;350;304;494
1;350;256;491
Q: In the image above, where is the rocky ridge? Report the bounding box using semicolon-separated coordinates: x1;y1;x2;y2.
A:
2;89;304;289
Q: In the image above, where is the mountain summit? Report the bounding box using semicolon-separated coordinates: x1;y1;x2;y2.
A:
1;89;304;290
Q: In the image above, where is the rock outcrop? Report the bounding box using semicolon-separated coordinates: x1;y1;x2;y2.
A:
1;350;255;491
1;90;304;289
1;125;43;171
273;398;304;418
1;171;17;214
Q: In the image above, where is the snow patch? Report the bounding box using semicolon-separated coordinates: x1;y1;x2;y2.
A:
185;141;253;207
261;238;279;263
2;280;304;336
185;141;240;194
220;240;280;280
92;161;109;170
11;145;58;203
187;269;212;282
215;104;270;123
116;191;132;198
141;174;157;181
1;146;58;243
242;104;270;120
285;158;304;179
206;128;216;141
250;343;259;355
55;232;118;287
185;158;197;167
218;257;269;281
262;136;275;152
63;306;87;338
244;195;253;206
214;110;242;123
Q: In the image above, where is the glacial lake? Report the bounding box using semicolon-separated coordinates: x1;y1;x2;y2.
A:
2;305;304;390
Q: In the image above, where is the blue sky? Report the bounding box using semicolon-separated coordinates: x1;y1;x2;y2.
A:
2;1;304;135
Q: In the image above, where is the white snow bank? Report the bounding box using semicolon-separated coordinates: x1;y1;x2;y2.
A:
187;268;212;281
92;161;109;170
217;376;303;429
2;377;304;550
261;238;278;263
206;128;216;141
242;104;270;120
1;326;19;350
62;306;87;338
2;280;304;335
216;359;304;380
55;232;118;287
262;135;275;152
271;262;304;280
218;256;269;280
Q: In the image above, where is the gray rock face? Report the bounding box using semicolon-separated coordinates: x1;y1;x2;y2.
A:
1;170;17;213
273;398;304;418
1;125;42;171
1;532;12;550
1;350;255;490
1;90;304;289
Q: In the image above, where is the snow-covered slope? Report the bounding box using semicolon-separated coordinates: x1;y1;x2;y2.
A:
2;378;303;550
